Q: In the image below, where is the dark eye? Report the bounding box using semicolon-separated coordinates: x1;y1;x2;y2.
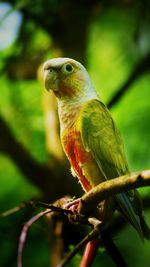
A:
65;64;73;72
62;63;74;74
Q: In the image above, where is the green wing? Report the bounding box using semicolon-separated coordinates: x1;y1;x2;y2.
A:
79;99;144;238
80;99;129;180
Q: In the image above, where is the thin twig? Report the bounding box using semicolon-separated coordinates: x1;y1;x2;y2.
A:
35;201;73;215
0;200;40;218
0;198;72;219
17;210;50;267
0;202;27;218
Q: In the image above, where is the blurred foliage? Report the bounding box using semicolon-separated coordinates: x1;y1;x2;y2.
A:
0;0;150;267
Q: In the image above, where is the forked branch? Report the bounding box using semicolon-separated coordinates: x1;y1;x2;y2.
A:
1;170;150;267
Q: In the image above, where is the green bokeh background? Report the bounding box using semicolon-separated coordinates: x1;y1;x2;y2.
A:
0;2;150;266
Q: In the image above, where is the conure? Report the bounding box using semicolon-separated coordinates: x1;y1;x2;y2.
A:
43;58;150;266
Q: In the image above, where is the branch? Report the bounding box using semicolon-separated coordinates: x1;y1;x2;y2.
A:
59;217;127;267
18;209;50;267
35;200;73;215
0;202;28;218
4;169;149;228
59;226;100;267
79;170;150;215
0;197;74;221
107;54;150;109
2;177;150;267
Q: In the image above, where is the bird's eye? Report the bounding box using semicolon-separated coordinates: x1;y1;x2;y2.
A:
62;63;74;74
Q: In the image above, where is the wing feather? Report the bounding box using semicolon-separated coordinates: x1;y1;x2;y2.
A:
80;99;129;180
79;99;144;238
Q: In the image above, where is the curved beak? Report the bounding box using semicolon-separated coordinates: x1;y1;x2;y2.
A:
43;61;58;92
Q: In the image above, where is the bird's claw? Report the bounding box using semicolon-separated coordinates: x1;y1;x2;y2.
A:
65;197;81;214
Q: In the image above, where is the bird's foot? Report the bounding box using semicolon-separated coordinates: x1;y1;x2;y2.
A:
65;197;81;213
65;197;87;224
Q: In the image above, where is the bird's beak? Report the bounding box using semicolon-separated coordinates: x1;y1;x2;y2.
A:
43;61;58;92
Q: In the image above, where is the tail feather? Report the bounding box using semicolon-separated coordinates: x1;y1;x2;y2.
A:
116;192;149;240
134;190;150;240
79;192;150;267
140;215;150;240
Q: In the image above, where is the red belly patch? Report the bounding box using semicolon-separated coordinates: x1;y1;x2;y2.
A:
62;130;92;192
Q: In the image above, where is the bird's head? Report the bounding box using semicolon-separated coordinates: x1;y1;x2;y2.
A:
43;57;97;101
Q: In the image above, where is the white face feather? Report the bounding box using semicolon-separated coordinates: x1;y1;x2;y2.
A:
44;57;85;72
44;57;98;102
43;57;98;131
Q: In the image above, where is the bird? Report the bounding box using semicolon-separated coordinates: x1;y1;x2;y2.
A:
43;57;150;266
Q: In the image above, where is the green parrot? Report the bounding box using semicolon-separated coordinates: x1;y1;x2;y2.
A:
43;57;150;266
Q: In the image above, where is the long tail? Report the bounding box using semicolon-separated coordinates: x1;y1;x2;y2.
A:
140;215;150;239
116;191;150;240
80;240;99;267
